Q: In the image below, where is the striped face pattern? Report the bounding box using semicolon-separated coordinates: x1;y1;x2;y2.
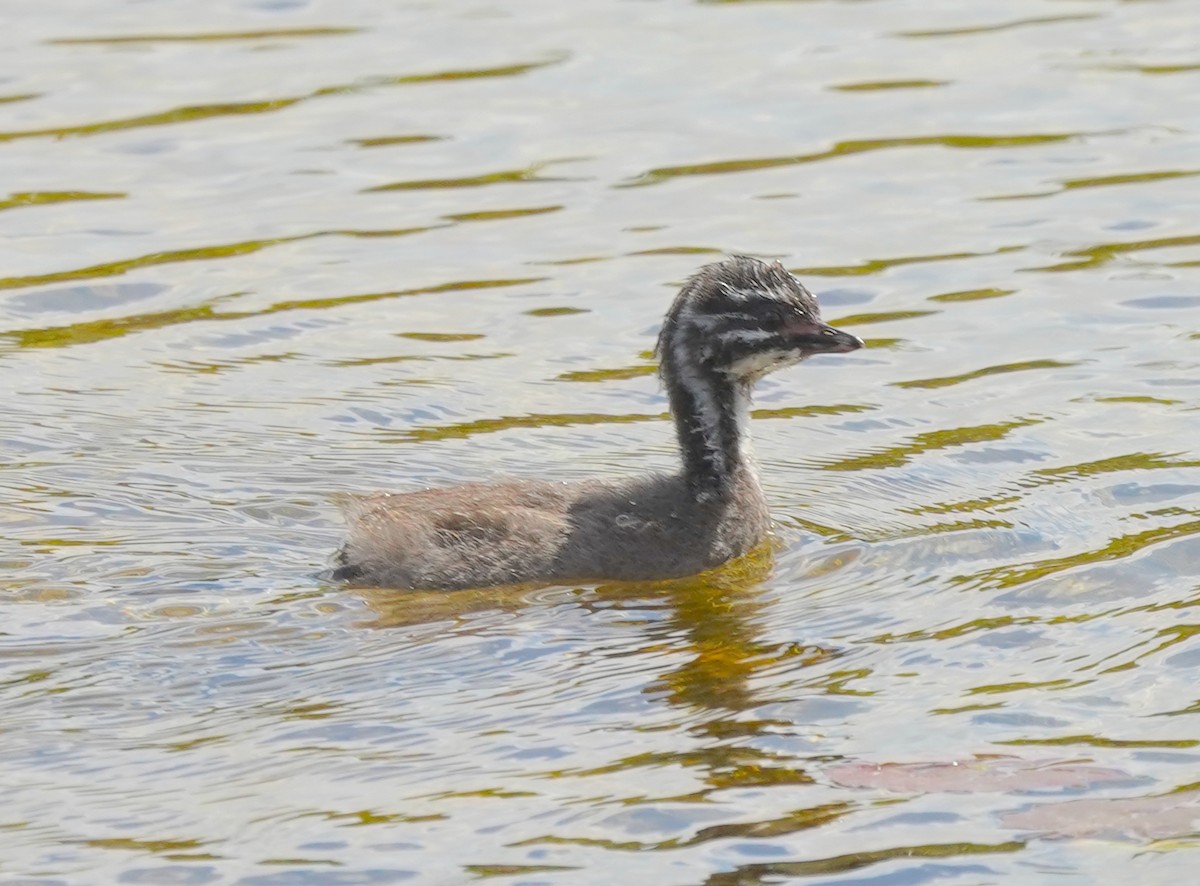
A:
657;256;862;385
653;257;863;495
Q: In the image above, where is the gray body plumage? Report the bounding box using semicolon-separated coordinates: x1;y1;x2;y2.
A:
335;470;767;590
335;256;861;590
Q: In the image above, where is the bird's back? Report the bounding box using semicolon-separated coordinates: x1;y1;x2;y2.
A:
335;480;573;590
334;471;769;590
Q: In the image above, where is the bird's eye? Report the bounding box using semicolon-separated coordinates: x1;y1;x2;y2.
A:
768;306;790;324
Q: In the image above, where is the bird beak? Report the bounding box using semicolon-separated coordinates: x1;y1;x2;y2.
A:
785;321;864;354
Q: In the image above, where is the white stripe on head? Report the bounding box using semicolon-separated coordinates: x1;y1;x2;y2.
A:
685;310;754;330
714;328;774;346
704;327;770;364
719;282;761;303
729;349;803;381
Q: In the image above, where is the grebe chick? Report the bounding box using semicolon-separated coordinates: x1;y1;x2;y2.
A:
334;256;862;590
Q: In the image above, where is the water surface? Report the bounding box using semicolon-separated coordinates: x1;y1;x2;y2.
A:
2;0;1199;883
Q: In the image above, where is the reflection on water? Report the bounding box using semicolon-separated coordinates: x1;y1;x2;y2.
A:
2;0;1199;881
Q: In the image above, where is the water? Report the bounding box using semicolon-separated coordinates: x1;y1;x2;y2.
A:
2;0;1198;882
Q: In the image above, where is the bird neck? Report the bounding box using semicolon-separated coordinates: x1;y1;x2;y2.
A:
663;358;758;501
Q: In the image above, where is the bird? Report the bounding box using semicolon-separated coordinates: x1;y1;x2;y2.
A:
333;255;863;590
